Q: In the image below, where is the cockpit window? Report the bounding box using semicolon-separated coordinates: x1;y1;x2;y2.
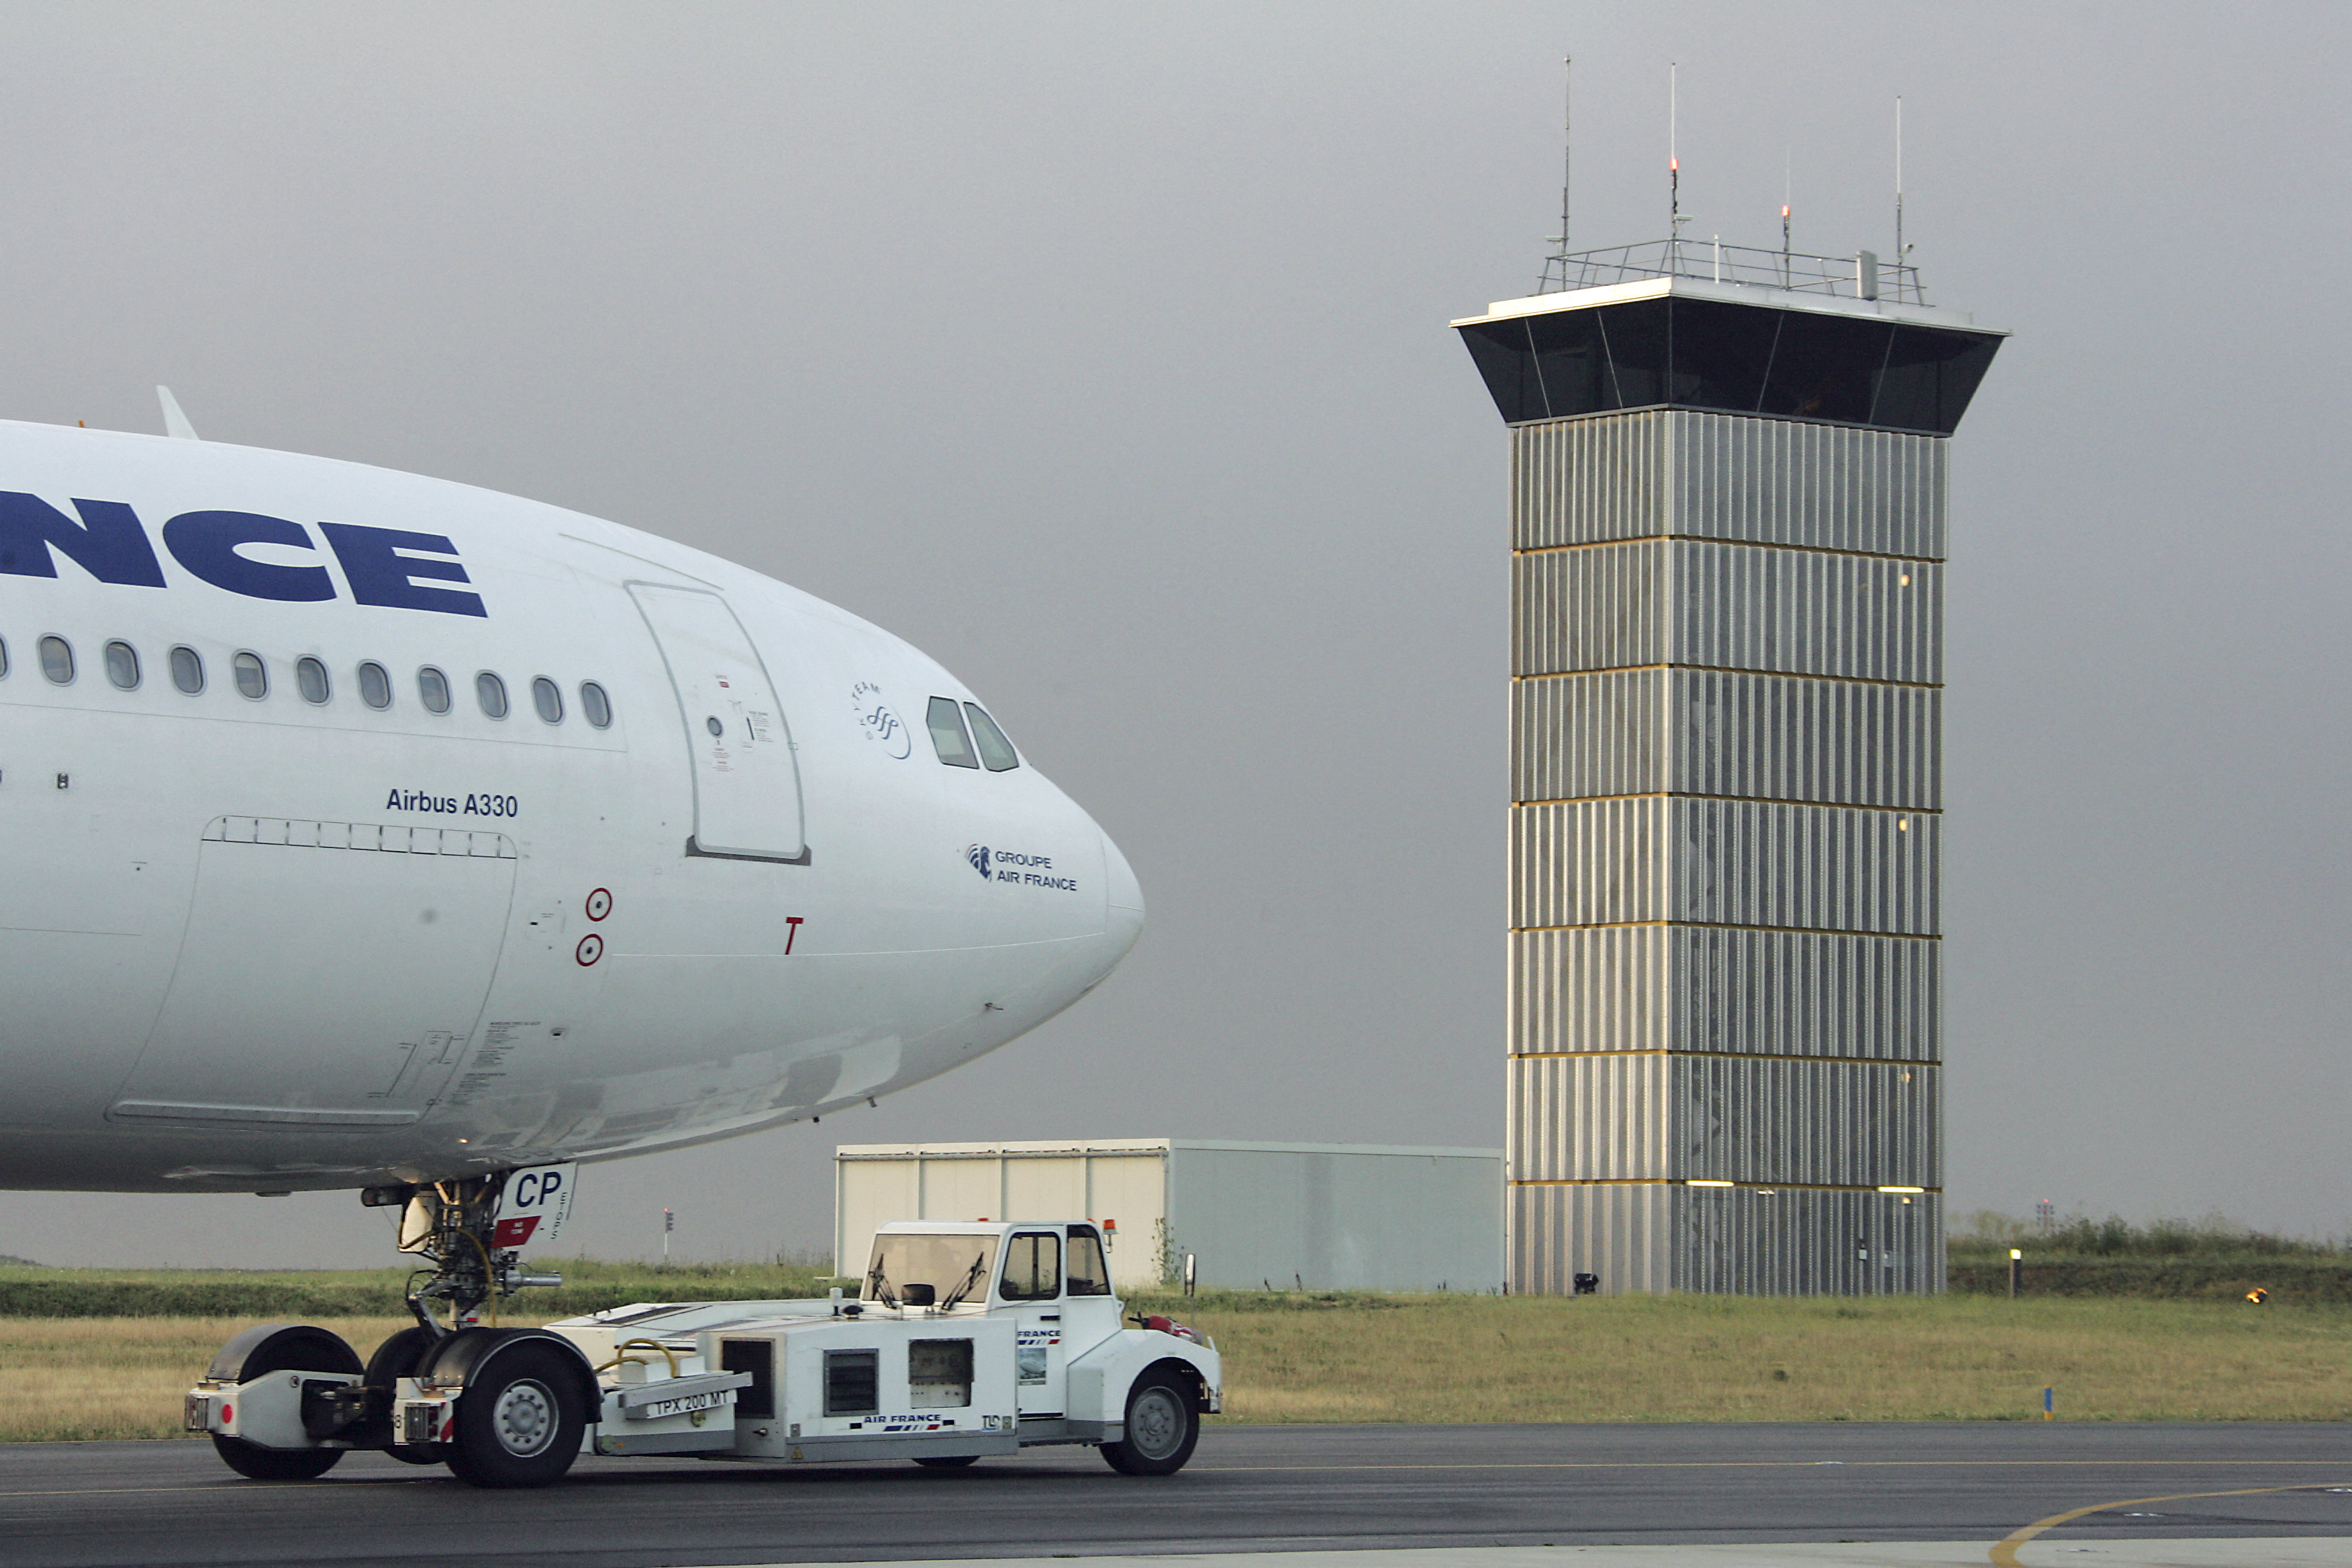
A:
927;695;979;768
865;1232;999;1307
963;703;1020;771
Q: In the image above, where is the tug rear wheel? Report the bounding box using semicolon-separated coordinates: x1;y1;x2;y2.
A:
364;1325;447;1465
442;1342;586;1489
206;1326;362;1482
210;1434;343;1481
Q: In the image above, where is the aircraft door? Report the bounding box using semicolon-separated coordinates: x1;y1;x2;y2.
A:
628;583;807;863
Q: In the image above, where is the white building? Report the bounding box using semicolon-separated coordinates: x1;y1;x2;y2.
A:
834;1139;1502;1293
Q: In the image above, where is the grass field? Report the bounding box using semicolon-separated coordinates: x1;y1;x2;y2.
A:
0;1257;835;1320
7;1289;2350;1442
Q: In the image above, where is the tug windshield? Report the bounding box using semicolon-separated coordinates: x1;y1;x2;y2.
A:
865;1233;1000;1306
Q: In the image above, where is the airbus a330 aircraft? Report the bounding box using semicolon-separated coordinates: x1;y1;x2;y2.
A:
0;395;1144;1479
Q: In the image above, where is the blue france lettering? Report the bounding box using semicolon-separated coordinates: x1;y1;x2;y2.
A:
0;493;166;585
0;491;484;616
164;511;335;602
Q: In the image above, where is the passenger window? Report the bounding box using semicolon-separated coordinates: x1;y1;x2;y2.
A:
532;677;562;724
476;671;507;719
357;661;391;709
295;656;330;705
418;666;452;714
998;1232;1062;1302
169;646;204;694
38;636;72;684
579;681;612;728
1065;1228;1112;1297
232;651;267;699
927;695;979;768
965;703;1020;771
104;641;140;691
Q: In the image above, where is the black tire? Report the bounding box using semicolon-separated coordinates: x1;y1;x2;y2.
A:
207;1324;360;1482
442;1342;587;1489
1099;1371;1199;1476
211;1433;343;1481
363;1325;448;1465
912;1454;981;1469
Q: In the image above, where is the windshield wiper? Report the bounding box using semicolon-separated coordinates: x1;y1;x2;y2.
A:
936;1252;990;1310
866;1261;897;1308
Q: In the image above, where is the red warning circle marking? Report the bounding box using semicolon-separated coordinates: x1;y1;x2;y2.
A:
575;934;603;966
585;888;612;921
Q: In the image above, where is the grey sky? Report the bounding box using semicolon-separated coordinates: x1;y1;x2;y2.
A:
3;2;2347;1267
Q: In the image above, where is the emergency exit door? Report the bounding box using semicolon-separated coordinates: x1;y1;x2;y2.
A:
628;583;807;863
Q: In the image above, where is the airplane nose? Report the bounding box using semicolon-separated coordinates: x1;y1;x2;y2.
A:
1101;828;1144;959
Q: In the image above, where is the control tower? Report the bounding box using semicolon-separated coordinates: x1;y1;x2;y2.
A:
1455;242;2004;1293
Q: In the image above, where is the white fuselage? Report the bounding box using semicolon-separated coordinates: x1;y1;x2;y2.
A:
0;420;1141;1193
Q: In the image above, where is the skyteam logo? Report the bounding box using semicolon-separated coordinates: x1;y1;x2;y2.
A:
967;844;992;880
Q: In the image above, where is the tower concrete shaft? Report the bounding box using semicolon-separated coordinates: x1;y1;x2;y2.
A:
1455;268;2003;1294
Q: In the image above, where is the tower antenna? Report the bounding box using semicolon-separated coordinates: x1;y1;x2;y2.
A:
1668;62;1682;256
1540;55;1573;292
1781;151;1792;287
1894;96;1906;270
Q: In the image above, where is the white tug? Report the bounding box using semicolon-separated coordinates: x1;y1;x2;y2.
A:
188;1212;1219;1487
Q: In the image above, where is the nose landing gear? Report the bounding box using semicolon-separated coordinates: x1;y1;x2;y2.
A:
188;1171;589;1489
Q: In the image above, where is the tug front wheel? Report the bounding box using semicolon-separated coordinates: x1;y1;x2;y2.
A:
440;1340;587;1489
1099;1368;1200;1476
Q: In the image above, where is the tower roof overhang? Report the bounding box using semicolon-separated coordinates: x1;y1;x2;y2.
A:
1453;276;2008;435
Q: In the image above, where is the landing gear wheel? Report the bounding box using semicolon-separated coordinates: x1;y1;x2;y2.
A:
1099;1373;1199;1475
363;1325;446;1465
210;1434;343;1481
912;1454;981;1469
442;1343;585;1489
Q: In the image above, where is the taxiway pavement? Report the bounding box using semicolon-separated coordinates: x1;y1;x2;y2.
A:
0;1422;2347;1568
